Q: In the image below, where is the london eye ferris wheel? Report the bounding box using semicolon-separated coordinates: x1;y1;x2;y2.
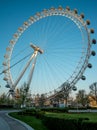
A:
3;6;96;98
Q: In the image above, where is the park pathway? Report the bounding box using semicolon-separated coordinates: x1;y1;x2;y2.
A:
0;110;34;130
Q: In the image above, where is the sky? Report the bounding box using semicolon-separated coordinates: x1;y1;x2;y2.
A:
0;0;97;96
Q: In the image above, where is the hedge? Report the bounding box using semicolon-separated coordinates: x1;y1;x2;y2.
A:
42;116;97;130
17;109;97;130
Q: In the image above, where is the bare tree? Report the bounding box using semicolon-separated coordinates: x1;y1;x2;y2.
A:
61;82;72;107
76;90;89;107
89;82;97;104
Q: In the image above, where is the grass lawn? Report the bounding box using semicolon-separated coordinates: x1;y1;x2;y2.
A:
9;112;48;130
9;111;97;130
45;112;97;122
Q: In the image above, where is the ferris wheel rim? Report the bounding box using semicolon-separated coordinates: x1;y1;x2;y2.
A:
3;6;94;96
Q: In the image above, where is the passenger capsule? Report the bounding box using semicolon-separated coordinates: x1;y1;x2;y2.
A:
86;20;90;25
5;84;10;88
9;89;14;93
13;33;18;38
81;75;86;80
10;40;15;44
43;9;48;13
58;6;63;11
88;63;92;68
24;22;28;26
2;70;7;73
80;13;84;18
74;9;78;14
3;62;7;66
90;29;94;33
3;77;9;81
36;12;41;17
66;6;70;11
4;54;9;59
50;7;55;11
92;39;96;44
91;51;96;56
29;16;35;21
72;86;77;91
18;27;23;32
6;47;11;51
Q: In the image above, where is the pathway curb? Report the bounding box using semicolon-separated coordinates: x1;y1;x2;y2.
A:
6;111;34;130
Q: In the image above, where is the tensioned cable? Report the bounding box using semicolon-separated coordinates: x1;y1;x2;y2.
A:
0;45;30;74
0;52;32;75
11;45;30;61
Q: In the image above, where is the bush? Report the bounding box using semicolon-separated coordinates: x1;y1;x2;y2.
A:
42;116;77;130
17;109;36;116
35;111;45;119
41;107;68;113
42;116;97;130
18;108;45;118
0;104;13;109
82;122;97;130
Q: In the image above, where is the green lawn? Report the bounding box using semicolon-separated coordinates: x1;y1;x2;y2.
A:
45;112;97;122
9;112;48;130
9;111;97;130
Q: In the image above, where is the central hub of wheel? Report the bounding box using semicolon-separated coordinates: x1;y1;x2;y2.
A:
30;43;44;54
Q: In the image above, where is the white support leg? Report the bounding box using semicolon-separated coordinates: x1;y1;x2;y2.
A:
27;51;38;87
13;51;37;89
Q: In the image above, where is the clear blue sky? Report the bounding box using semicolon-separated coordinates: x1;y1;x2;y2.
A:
0;0;97;96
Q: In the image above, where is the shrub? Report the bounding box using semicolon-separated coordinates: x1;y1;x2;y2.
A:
42;116;77;130
42;116;97;130
41;107;68;113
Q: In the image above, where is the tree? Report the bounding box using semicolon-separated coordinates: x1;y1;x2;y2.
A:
0;93;14;105
89;82;97;104
0;93;7;104
16;82;31;108
38;94;47;107
76;90;89;107
61;82;72;107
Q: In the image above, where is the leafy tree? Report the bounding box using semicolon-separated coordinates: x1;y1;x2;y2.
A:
0;93;14;105
16;82;31;107
0;93;7;104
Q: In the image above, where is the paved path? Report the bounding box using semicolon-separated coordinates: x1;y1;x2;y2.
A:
0;110;34;130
